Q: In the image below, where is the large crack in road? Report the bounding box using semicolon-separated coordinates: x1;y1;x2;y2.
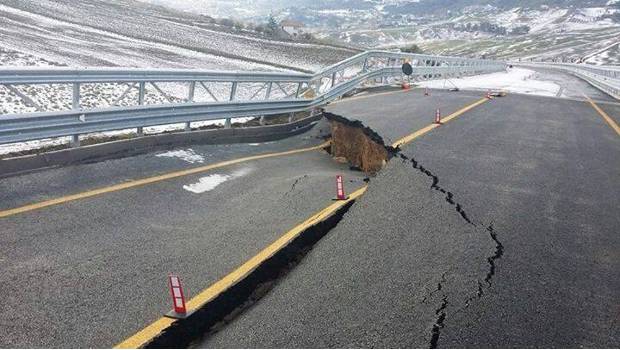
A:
327;112;505;348
163;113;506;348
392;151;504;347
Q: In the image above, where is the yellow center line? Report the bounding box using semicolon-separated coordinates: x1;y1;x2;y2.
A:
0;141;331;219
114;185;368;349
391;97;490;148
584;94;620;136
115;95;491;348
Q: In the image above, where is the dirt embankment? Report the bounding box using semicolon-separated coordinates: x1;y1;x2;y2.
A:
323;112;395;174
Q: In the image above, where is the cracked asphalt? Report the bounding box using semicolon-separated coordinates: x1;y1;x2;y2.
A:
1;81;618;348
0;122;367;348
201;89;619;348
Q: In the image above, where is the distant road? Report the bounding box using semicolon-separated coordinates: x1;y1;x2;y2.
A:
524;66;617;101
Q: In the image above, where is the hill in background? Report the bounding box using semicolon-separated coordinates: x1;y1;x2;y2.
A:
0;0;359;71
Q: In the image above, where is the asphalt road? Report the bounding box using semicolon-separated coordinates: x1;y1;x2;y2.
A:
1;81;618;348
0;122;367;348
328;88;487;145
601;101;620;125
524;66;616;101
202;90;619;347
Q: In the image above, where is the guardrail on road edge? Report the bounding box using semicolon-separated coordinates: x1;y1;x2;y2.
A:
519;62;620;100
0;50;505;146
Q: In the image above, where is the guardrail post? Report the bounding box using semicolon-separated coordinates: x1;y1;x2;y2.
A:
229;82;237;101
138;81;145;105
72;83;80;110
188;81;196;102
265;82;272;99
225;82;237;129
71;134;80;147
288;112;294;123
70;83;81;147
331;71;337;88
137;81;146;136
295;82;302;98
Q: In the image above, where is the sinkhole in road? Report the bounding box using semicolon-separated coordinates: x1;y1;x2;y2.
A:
323;112;396;173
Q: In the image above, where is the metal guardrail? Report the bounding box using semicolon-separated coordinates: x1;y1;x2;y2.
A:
0;50;505;146
521;62;620;100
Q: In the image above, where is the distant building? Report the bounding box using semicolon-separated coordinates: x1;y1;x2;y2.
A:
281;20;304;36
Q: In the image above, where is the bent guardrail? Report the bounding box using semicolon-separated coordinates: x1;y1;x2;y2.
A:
0;50;505;146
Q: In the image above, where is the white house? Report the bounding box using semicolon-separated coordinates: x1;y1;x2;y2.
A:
281;20;304;37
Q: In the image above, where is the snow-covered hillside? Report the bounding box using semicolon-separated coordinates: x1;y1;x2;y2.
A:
262;1;620;65
0;0;358;72
322;5;620;64
0;0;361;156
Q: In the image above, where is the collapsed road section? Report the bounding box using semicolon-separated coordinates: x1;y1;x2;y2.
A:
196;112;498;348
128;113;398;348
132;110;503;349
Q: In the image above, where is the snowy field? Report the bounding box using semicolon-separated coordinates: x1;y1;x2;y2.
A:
0;0;357;72
0;0;357;157
418;68;562;97
585;42;620;65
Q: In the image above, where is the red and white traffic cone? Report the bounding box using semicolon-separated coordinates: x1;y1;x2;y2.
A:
333;175;348;200
424;87;430;96
166;275;188;318
401;82;410;90
434;108;442;124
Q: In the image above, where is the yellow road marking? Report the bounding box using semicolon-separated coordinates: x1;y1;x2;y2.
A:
0;141;330;219
584;95;620;136
391;97;490;148
114;185;368;349
115;95;488;347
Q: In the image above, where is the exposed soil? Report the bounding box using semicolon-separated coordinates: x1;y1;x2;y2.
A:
323;112;395;173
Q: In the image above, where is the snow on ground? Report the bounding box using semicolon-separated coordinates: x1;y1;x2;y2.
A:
418;68;561;97
156;148;205;164
0;4;284;72
0;0;356;72
585;42;620;65
182;167;253;193
0;46;266;156
0;116;254;156
0;136;73;156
